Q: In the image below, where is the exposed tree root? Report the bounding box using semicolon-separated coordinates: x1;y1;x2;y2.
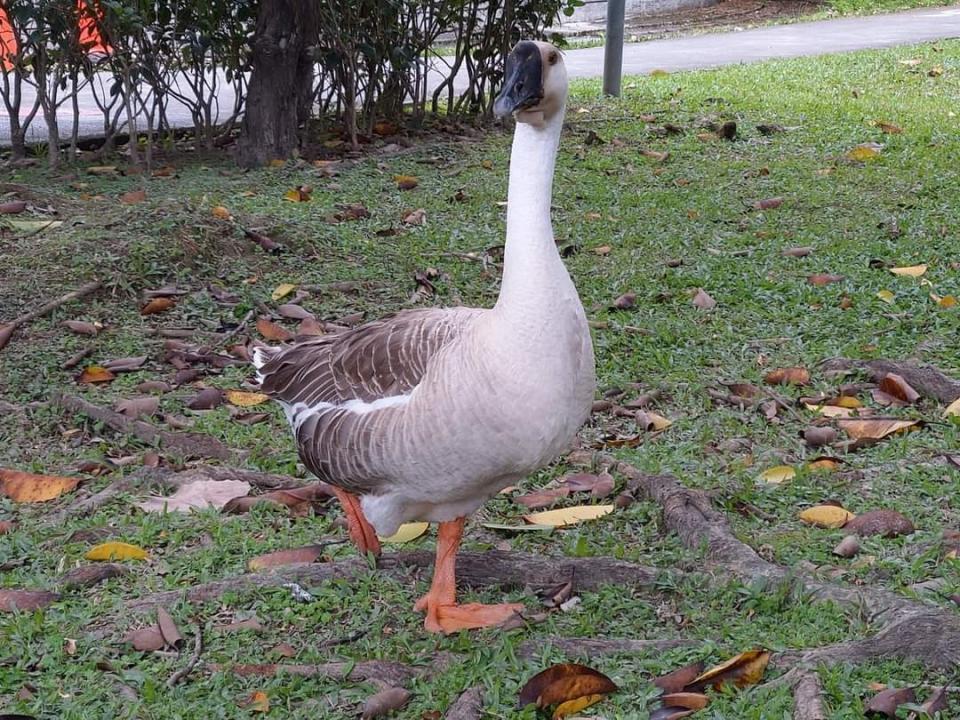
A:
821;358;960;404
53;393;236;461
792;670;826;720
444;686;484;720
0;280;101;352
614;462;960;670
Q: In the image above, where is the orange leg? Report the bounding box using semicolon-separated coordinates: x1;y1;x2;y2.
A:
331;487;381;558
414;517;523;634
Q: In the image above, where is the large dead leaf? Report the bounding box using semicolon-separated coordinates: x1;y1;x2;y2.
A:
0;200;27;213
660;693;709;711
0;589;60;612
553;694;605;719
156;607;183;649
85;541;148;561
653;662;705;694
845;143;882;161
277;304;314;320
799;505;855;528
559;472;615;498
137;479;252;513
120;189;146;204
865;687;915;718
764;367;810;386
222;483;333;515
0;520;15;534
692;288;716;310
256;318;293;342
271;283;297;301
808;273;844;286
393;174;418;190
60;563;129;589
141;297;176;315
877;373;919;404
79;365;116;384
103;356;147;372
379;522;428;544
63;320;101;336
518;663;617;711
114;397;159;419
186;387;223;410
244;690;271;713
889;264;927;278
684;649;770;692
0;469;79;502
514;487;571;509
362;687;410;719
837;417;920;447
247;545;327;571
522;505;614;528
759;465;796;484
843;509;914;537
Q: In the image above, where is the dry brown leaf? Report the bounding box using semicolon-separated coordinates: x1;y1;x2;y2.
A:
186;387;223;410
807;456;843;472
518;663;617;710
876;121;903;134
837;417;919;446
843;509;914;537
0;589;60;612
247;545;327;571
120;189;146;204
362;687;410;719
653;662;706;694
592;245;611;256
803;427;838;448
156;606;183;649
523;505;613;528
865;687;916;718
753;197;783;210
213;617;265;634
684;649;770;692
62;320;101;336
222;483;333;515
0;469;79;502
141;297;176;315
60;563;129;589
401;208;426;226
650;708;696;720
764;367;810;386
514;486;571;509
0;520;15;535
692;288;716;310
114;397;159;419
833;535;861;558
211;205;232;219
103;356;147;372
137;479;252;513
660;692;710;711
799;505;855;528
277;304;314;320
890;264;928;278
808;273;844;286
944;396;960;417
0;200;27;213
79;365;116;384
912;685;949;717
245;690;270;713
612;292;636;310
256;318;293;342
782;246;814;258
878;373;920;404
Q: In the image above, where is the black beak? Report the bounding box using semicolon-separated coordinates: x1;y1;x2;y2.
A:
494;41;543;119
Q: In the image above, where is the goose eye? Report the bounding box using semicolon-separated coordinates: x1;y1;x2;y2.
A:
547;51;558;65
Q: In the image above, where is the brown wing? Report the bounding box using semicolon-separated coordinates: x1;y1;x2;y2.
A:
256;307;482;493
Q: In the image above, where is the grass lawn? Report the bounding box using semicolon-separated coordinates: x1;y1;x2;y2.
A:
1;40;959;719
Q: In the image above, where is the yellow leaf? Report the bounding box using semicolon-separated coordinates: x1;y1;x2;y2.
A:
268;159;285;168
225;390;270;407
834;396;863;409
85;541;148;561
799;505;855;528
78;365;116;384
552;694;605;719
935;294;957;308
271;283;297;301
944;397;960;418
845;143;882;161
890;264;927;278
379;522;429;544
804;403;856;418
690;649;771;690
211;205;231;219
0;469;79;502
760;466;796;484
393;174;419;190
877;289;895;303
248;690;270;713
807;457;841;472
283;189;303;202
523;505;613;528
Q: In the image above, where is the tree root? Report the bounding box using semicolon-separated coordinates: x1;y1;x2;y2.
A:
0;280;102;352
792;670;826;720
444;686;484;720
53;393;236;461
821;358;960;404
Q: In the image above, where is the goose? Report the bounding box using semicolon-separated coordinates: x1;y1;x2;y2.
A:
253;40;594;634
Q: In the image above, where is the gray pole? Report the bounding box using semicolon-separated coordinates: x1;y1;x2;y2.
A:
603;0;626;97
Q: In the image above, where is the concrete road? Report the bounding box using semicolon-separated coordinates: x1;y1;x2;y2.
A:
2;4;959;146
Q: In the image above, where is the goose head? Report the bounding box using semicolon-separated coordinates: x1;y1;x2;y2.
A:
494;40;567;128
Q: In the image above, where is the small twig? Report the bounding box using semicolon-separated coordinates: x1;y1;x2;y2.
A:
316;628;369;649
210;308;254;350
0;280;102;351
166;621;203;688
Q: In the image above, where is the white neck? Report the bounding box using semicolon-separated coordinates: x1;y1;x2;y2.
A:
496;109;565;311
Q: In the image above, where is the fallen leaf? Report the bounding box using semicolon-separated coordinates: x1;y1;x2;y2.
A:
522;505;614;528
934;294;957;308
222;483;333;515
844;509;914;537
865;687;915;718
559;472;616;498
0;469;79;502
103;356;147;372
62;320;101;336
60;563;129;589
87;165;118;175
5;219;62;232
837;417;919;447
807;456;842;472
244;690;270;713
685;649;770;691
753;197;783;210
247;545;327;571
271;283;297;301
233;412;270;425
120;189;146;204
393;174;418;190
764;367;810;386
225;390;269;407
760;465;796;484
877;373;920;404
186;387;223;410
782;246;813;258
141;297;176;315
213;617;265;634
0;200;27;213
877;289;896;303
283;186;311;202
553;694;605;719
877;121;903;134
379;522;429;544
845;143;882;161
660;693;710;711
211;205;232;219
126;626;165;651
401;208;426;225
277;304;314;320
833;535;861;558
518;664;617;710
514;487;571;509
156;607;183;649
137;479;252;513
944;397;960;417
481;522;554;532
362;687;410;719
79;365;116;384
653;662;706;694
256;318;293;342
804;426;838;447
650;708;696;720
114;397;159;419
612;292;636;310
808;273;844;286
692;288;716;310
0;589;59;612
928;64;944;77
0;520;15;534
799;505;855;528
890;264;927;277
329;202;370;223
85;541;148;561
912;685;949;717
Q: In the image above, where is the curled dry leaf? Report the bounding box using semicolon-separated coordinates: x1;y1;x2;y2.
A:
684;648;770;692
878;373;920;404
808;273;844;286
137;479;252;513
361;687;411;720
211;205;232;219
523;505;613;528
247;544;327;571
912;685;950;717
782;246;813;258
114;396;159;419
120;189;146;204
518;663;617;711
245;690;270;713
271;283;297;301
889;264;927;278
764;367;810;386
514;486;571;509
0;589;60;612
799;505;855;528
256;317;293;342
653;662;706;694
759;465;796;484
804;426;838;448
944;397;960;418
753;197;783;210
0;199;27;213
865;687;916;718
0;469;79;502
808;456;843;473
156;606;183;649
329;202;370;223
876;121;903;134
60;563;129;589
660;693;709;711
612;292;636;310
277;303;314;320
843;509;915;538
141;297;176;315
222;483;333;515
63;320;101;336
837;417;920;447
136;380;172;393
833;534;861;558
692;288;716;310
79;365;116;384
401;208;427;226
187;387;223;410
85;541;148;561
103;356;147;372
650;707;696;720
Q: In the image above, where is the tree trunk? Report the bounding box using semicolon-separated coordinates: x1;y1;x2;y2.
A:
237;0;319;168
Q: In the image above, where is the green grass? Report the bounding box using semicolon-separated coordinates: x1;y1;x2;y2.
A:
2;41;960;718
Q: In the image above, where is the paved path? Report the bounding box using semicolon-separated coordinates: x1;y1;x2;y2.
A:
2;4;959;145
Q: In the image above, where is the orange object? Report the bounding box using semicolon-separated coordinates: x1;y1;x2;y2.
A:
414;517;524;633
0;2;109;70
330;486;381;557
0;7;16;69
